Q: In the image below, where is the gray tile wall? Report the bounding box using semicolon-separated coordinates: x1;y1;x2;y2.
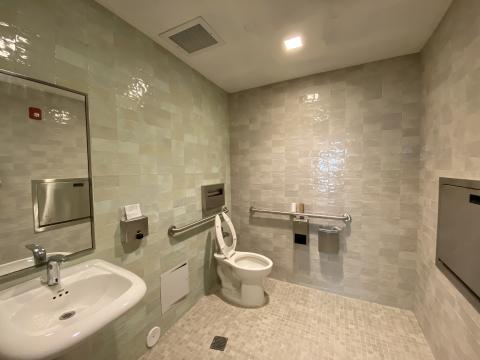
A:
229;55;423;309
416;0;480;358
0;1;229;359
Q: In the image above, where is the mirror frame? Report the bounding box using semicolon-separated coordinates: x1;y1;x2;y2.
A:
0;68;95;278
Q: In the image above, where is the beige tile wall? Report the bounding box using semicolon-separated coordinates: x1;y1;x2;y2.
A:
0;1;229;359
416;0;480;358
229;55;423;309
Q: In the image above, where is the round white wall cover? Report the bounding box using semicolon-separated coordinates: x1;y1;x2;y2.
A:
146;326;161;348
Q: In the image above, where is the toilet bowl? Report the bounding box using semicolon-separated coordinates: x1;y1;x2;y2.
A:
214;212;273;307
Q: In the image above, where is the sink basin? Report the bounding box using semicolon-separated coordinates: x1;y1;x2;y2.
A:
0;259;147;360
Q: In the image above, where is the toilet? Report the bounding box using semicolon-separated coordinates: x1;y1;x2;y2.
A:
214;212;273;307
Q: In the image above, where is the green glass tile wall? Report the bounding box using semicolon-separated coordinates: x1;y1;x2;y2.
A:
0;1;230;359
229;55;422;309
416;0;480;358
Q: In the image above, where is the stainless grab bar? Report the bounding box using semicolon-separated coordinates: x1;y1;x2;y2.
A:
249;206;352;223
168;206;229;236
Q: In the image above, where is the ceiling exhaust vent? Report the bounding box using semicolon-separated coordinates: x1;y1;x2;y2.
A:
159;17;224;55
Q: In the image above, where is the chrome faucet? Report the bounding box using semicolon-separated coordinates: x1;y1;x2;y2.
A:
25;244;47;265
44;254;67;286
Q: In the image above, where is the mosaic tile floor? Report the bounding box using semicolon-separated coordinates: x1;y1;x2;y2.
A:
140;279;434;360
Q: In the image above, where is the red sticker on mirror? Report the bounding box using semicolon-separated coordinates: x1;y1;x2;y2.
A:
29;107;42;120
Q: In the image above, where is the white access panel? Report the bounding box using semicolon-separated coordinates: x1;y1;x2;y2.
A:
160;261;189;313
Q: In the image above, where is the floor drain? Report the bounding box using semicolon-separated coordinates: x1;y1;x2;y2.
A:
59;310;76;320
210;336;228;351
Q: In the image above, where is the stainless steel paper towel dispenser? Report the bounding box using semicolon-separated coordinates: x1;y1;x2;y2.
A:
31;178;91;233
436;177;480;308
201;183;225;215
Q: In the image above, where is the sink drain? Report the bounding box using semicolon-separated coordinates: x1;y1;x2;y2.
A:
59;311;76;320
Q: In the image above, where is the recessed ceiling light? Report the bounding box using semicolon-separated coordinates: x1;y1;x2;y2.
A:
283;36;303;50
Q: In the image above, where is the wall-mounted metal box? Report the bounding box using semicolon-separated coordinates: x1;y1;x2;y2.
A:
201;183;225;215
437;177;480;307
32;178;91;232
293;217;309;245
318;225;342;253
120;216;149;243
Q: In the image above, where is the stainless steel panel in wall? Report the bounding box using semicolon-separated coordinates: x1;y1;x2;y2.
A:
293;217;309;245
437;177;480;302
201;183;225;215
32;178;91;232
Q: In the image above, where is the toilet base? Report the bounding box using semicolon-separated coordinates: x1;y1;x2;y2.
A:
214;251;272;308
219;286;268;308
241;282;268;307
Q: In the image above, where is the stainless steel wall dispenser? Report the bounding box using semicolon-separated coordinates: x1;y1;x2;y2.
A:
436;177;480;309
120;216;149;243
31;178;91;233
201;183;225;216
293;203;308;245
293;217;309;245
318;225;342;253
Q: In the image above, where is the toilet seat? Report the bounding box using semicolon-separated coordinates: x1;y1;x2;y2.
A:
215;213;237;259
228;251;272;271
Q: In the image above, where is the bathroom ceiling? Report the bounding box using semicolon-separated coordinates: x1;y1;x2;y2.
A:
95;0;452;93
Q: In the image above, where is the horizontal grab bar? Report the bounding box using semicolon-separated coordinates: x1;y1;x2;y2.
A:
168;206;229;236
249;206;352;223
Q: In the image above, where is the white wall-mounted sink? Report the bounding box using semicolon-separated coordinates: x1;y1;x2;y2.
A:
0;259;147;360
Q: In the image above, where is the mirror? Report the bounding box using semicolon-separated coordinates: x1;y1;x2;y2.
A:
0;69;94;276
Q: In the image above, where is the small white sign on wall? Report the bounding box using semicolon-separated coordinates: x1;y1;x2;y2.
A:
160;261;189;314
124;203;142;220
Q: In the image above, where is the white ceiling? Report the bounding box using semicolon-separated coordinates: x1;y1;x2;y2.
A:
96;0;452;93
